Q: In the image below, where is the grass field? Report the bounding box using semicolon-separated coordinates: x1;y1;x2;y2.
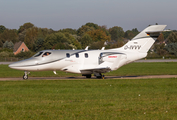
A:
1;62;177;78
0;78;177;120
1;62;177;119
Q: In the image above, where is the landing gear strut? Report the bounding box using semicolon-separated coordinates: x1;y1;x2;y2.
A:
23;71;29;80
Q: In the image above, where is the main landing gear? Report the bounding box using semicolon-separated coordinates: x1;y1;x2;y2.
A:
86;74;92;78
94;73;105;79
23;71;29;80
82;74;92;78
82;73;105;79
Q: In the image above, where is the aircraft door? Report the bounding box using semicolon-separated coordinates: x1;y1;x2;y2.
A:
99;53;104;64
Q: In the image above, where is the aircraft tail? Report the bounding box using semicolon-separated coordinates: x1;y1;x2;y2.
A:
112;25;167;53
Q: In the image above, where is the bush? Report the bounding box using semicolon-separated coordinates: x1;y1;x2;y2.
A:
15;51;35;59
0;51;10;57
0;48;13;52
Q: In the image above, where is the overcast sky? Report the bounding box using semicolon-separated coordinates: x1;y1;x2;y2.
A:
0;0;176;31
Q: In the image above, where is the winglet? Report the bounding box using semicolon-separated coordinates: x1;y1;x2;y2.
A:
101;47;105;50
85;46;89;50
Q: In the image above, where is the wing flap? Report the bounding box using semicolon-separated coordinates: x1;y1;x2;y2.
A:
80;67;111;73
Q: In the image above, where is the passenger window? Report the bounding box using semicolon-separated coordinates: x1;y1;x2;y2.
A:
85;53;88;58
42;52;51;57
75;53;79;58
66;53;70;58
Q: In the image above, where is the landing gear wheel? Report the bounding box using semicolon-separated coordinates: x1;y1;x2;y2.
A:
23;74;28;79
96;75;105;79
23;71;28;80
86;75;92;78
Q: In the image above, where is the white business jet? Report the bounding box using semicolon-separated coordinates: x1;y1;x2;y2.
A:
9;25;167;79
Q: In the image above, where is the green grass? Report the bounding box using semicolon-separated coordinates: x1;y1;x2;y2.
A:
105;62;177;76
0;78;177;119
1;62;177;78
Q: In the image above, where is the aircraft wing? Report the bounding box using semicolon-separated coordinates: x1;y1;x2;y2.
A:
80;67;111;73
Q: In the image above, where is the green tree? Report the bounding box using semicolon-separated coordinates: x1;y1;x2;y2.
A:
109;26;124;41
59;28;77;35
18;22;34;33
15;51;34;58
89;41;104;49
34;37;45;52
154;43;167;56
64;33;81;49
85;23;99;29
43;32;70;49
0;40;3;47
105;40;124;49
3;41;14;49
156;33;164;43
162;31;172;40
165;43;177;56
87;29;111;42
99;25;110;36
124;30;134;40
0;25;6;33
124;28;139;40
166;32;177;44
80;33;92;48
0;29;18;43
132;28;139;33
43;32;82;50
77;25;95;36
2;41;8;48
24;27;40;50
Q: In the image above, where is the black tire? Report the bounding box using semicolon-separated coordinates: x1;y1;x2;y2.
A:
23;74;28;79
86;75;92;78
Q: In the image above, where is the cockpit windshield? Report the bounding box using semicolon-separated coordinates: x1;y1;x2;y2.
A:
33;52;52;57
42;52;51;57
33;52;43;57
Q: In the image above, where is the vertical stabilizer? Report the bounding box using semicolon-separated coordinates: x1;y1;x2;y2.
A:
112;25;167;53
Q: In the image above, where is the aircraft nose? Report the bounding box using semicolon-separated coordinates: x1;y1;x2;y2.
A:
9;62;19;69
8;58;38;71
8;64;12;68
8;61;28;70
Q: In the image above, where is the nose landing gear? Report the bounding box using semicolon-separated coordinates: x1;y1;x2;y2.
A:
23;71;29;79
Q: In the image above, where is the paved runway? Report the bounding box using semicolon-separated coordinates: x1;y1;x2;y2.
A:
0;75;177;81
1;59;177;65
134;59;177;62
0;62;13;64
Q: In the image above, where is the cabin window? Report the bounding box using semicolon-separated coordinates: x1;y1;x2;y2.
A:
42;52;51;57
66;53;70;58
85;53;88;58
75;53;79;58
34;52;43;57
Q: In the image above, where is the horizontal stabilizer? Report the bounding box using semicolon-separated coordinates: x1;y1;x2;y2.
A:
132;25;167;40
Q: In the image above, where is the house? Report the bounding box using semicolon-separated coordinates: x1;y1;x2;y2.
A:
13;41;29;55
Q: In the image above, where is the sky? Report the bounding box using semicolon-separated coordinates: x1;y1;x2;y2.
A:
0;0;177;31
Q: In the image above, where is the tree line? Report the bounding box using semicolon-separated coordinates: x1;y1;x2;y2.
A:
0;22;177;59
